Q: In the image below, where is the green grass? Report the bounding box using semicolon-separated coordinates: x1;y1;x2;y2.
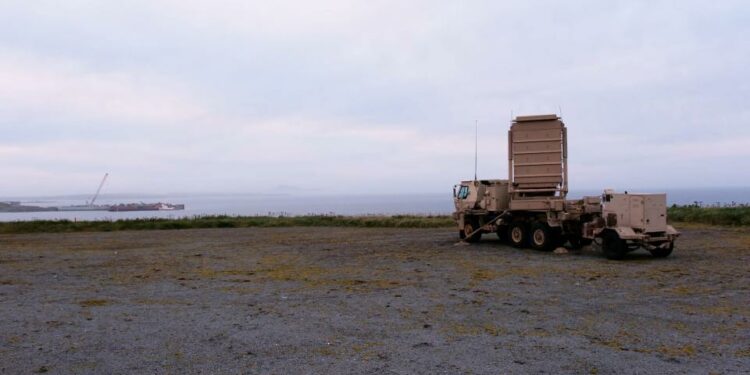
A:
0;205;745;235
668;205;750;226
0;215;456;234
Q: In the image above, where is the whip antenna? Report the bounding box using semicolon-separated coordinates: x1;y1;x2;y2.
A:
474;120;478;181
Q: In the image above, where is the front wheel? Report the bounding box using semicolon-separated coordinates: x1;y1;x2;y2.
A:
496;225;508;242
649;241;674;258
461;220;482;243
601;230;627;260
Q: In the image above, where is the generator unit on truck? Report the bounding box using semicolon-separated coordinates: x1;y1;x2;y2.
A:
452;114;679;259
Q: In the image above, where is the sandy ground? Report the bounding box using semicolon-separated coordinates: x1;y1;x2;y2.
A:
0;226;748;374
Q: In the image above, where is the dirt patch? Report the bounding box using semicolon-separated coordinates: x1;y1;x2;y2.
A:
0;226;748;373
78;299;110;307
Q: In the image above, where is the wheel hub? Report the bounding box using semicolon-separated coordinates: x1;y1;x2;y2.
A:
511;227;522;242
533;229;545;245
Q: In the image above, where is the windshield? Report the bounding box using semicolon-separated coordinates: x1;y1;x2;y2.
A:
458;185;470;199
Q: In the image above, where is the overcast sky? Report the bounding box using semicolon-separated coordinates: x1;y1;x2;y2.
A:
1;1;748;196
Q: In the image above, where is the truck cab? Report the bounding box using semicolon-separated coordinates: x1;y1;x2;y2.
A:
452;180;510;242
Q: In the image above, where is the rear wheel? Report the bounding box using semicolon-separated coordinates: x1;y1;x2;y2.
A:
530;222;556;251
508;222;527;248
601;230;627;260
649;241;674;258
461;219;482;243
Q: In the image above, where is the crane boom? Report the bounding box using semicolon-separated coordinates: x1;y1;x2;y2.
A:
89;173;109;206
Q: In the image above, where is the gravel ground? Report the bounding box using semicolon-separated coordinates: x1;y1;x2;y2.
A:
0;226;748;374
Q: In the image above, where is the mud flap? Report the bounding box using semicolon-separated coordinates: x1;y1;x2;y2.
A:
612;227;639;240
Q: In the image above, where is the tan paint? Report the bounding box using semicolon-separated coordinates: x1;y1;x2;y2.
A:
452;113;679;250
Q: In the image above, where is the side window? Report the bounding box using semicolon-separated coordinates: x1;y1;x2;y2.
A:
459;186;469;199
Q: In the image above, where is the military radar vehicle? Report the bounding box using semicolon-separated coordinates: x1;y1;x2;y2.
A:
452;114;679;259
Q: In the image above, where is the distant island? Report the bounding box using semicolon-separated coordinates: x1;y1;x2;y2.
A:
0;201;58;212
0;201;184;213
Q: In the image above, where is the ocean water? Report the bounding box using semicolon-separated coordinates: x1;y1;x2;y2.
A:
1;187;748;222
0;193;453;222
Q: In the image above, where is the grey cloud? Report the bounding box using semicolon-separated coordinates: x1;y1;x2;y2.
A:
0;1;748;195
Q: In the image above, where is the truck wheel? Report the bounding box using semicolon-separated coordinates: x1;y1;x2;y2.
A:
649;241;674;258
496;225;508;242
462;221;482;243
530;222;555;251
601;230;627;260
508;222;526;248
568;236;593;250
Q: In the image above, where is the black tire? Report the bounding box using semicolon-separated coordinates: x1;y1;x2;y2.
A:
601;230;627;260
496;225;508;242
649;241;674;258
461;219;482;243
553;229;566;248
529;222;556;251
507;222;527;248
568;236;594;250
